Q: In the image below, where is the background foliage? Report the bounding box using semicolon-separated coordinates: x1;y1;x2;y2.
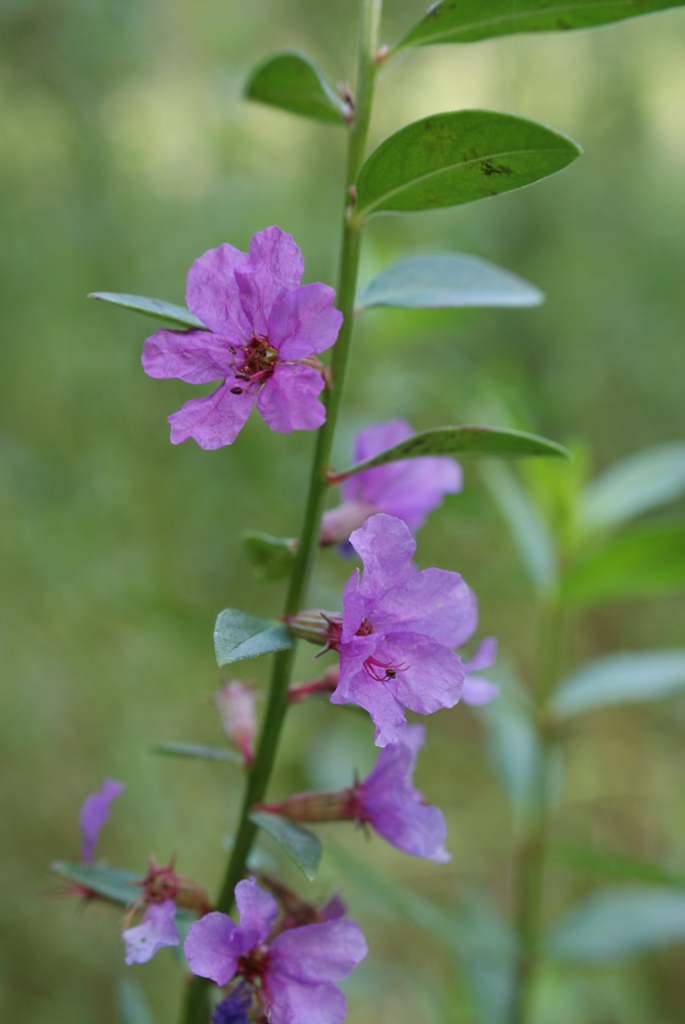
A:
2;1;685;1021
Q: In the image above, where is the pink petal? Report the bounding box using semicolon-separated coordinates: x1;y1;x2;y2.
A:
246;226;304;322
265;977;347;1024
233;877;279;951
186;243;251;336
123;899;179;965
168;382;255;449
464;637;498;674
142;329;235;383
267;283;342;359
374;569;477;649
79;778;124;864
184;912;238;986
257;364;326;433
348;515;416;603
461;675;500;706
331;655;408;747
382;634;464;715
269;919;368;984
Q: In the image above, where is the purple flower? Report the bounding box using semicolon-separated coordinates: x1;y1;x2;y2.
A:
321;419;461;545
329;514;477;746
213;986;253;1024
354;725;449;862
461;637;499;706
142;226;343;449
185;877;367;1024
79;778;125;864
123;899;180;965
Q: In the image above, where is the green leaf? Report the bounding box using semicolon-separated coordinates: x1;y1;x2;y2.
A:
357;253;543;310
579;441;685;534
395;0;685;49
51;861;142;906
117;979;156;1024
214;609;293;667
552;649;685;718
89;292;205;330
249;811;322;881
151;741;241;763
562;521;685;605
242;530;297;582
245;51;352;125
553;844;685;889
547;886;685;962
354;111;581;221
330;426;569;485
480;462;557;595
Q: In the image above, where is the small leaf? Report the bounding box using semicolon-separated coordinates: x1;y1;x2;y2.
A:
214;609;293;667
562;521;685;605
395;0;685;49
553;844;685;889
354;111;581;221
245;51;352;125
51;861;142;906
330;426;569;484
89;292;205;330
117;979;157;1024
579;441;685;534
357;253;543;310
242;530;297;582
151;741;241;763
552;649;685;719
249;811;322;881
480;462;557;595
547;886;685;962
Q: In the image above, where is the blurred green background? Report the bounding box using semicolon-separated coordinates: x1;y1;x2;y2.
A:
2;1;685;1022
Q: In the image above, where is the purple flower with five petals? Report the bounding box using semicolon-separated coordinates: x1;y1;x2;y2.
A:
79;778;124;864
123;899;180;965
329;513;477;746
354;725;449;862
321;419;461;546
142;226;343;449
185;877;367;1024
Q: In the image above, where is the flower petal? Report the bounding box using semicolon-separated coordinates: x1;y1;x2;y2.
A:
232;877;279;952
265;977;347;1024
269;919;368;984
79;778;124;864
168;382;255;449
381;633;464;715
142;329;235;383
267;283;342;359
245;226;305;324
331;654;408;747
461;675;500;706
184;911;238;986
257;364;326;433
186;243;251;336
374;569;477;649
348;515;416;603
463;637;497;674
123;899;179;965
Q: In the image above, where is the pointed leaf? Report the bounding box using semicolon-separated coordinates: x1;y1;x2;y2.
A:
480;462;558;594
580;441;685;534
395;0;685;49
357;253;543;310
330;426;568;484
117;979;157;1024
552;649;685;718
562;521;685;605
51;861;142;906
249;811;322;881
89;292;205;329
242;530;297;582
547;886;685;962
214;609;293;667
151;741;241;763
353;111;581;221
245;51;352;125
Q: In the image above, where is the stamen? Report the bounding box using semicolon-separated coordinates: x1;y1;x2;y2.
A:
363;655;409;682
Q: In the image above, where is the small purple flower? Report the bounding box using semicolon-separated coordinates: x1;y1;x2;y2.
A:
142;226;343;449
329;514;477;746
354;725;449;863
461;637;499;706
185;877;367;1024
79;778;125;864
213;986;253;1024
321;419;461;545
123;899;180;965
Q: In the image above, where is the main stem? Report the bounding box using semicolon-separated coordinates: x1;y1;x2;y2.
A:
508;597;563;1024
180;3;381;1021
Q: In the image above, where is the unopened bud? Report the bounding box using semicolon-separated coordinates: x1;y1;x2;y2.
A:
284;610;342;648
257;789;358;824
215;681;257;766
320;500;374;546
288;666;340;704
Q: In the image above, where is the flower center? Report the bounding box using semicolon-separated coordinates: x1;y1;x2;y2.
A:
233;332;279;389
237;946;270;985
362;654;409;683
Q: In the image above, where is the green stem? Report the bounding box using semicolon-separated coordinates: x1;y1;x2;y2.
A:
509;597;563;1024
180;3;381;1022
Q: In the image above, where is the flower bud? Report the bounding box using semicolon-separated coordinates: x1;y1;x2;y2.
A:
284;610;342;648
320;500;374;546
257;789;357;824
215;681;257;766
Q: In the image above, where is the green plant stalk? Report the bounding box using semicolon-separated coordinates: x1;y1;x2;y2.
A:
180;2;382;1021
509;597;564;1024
